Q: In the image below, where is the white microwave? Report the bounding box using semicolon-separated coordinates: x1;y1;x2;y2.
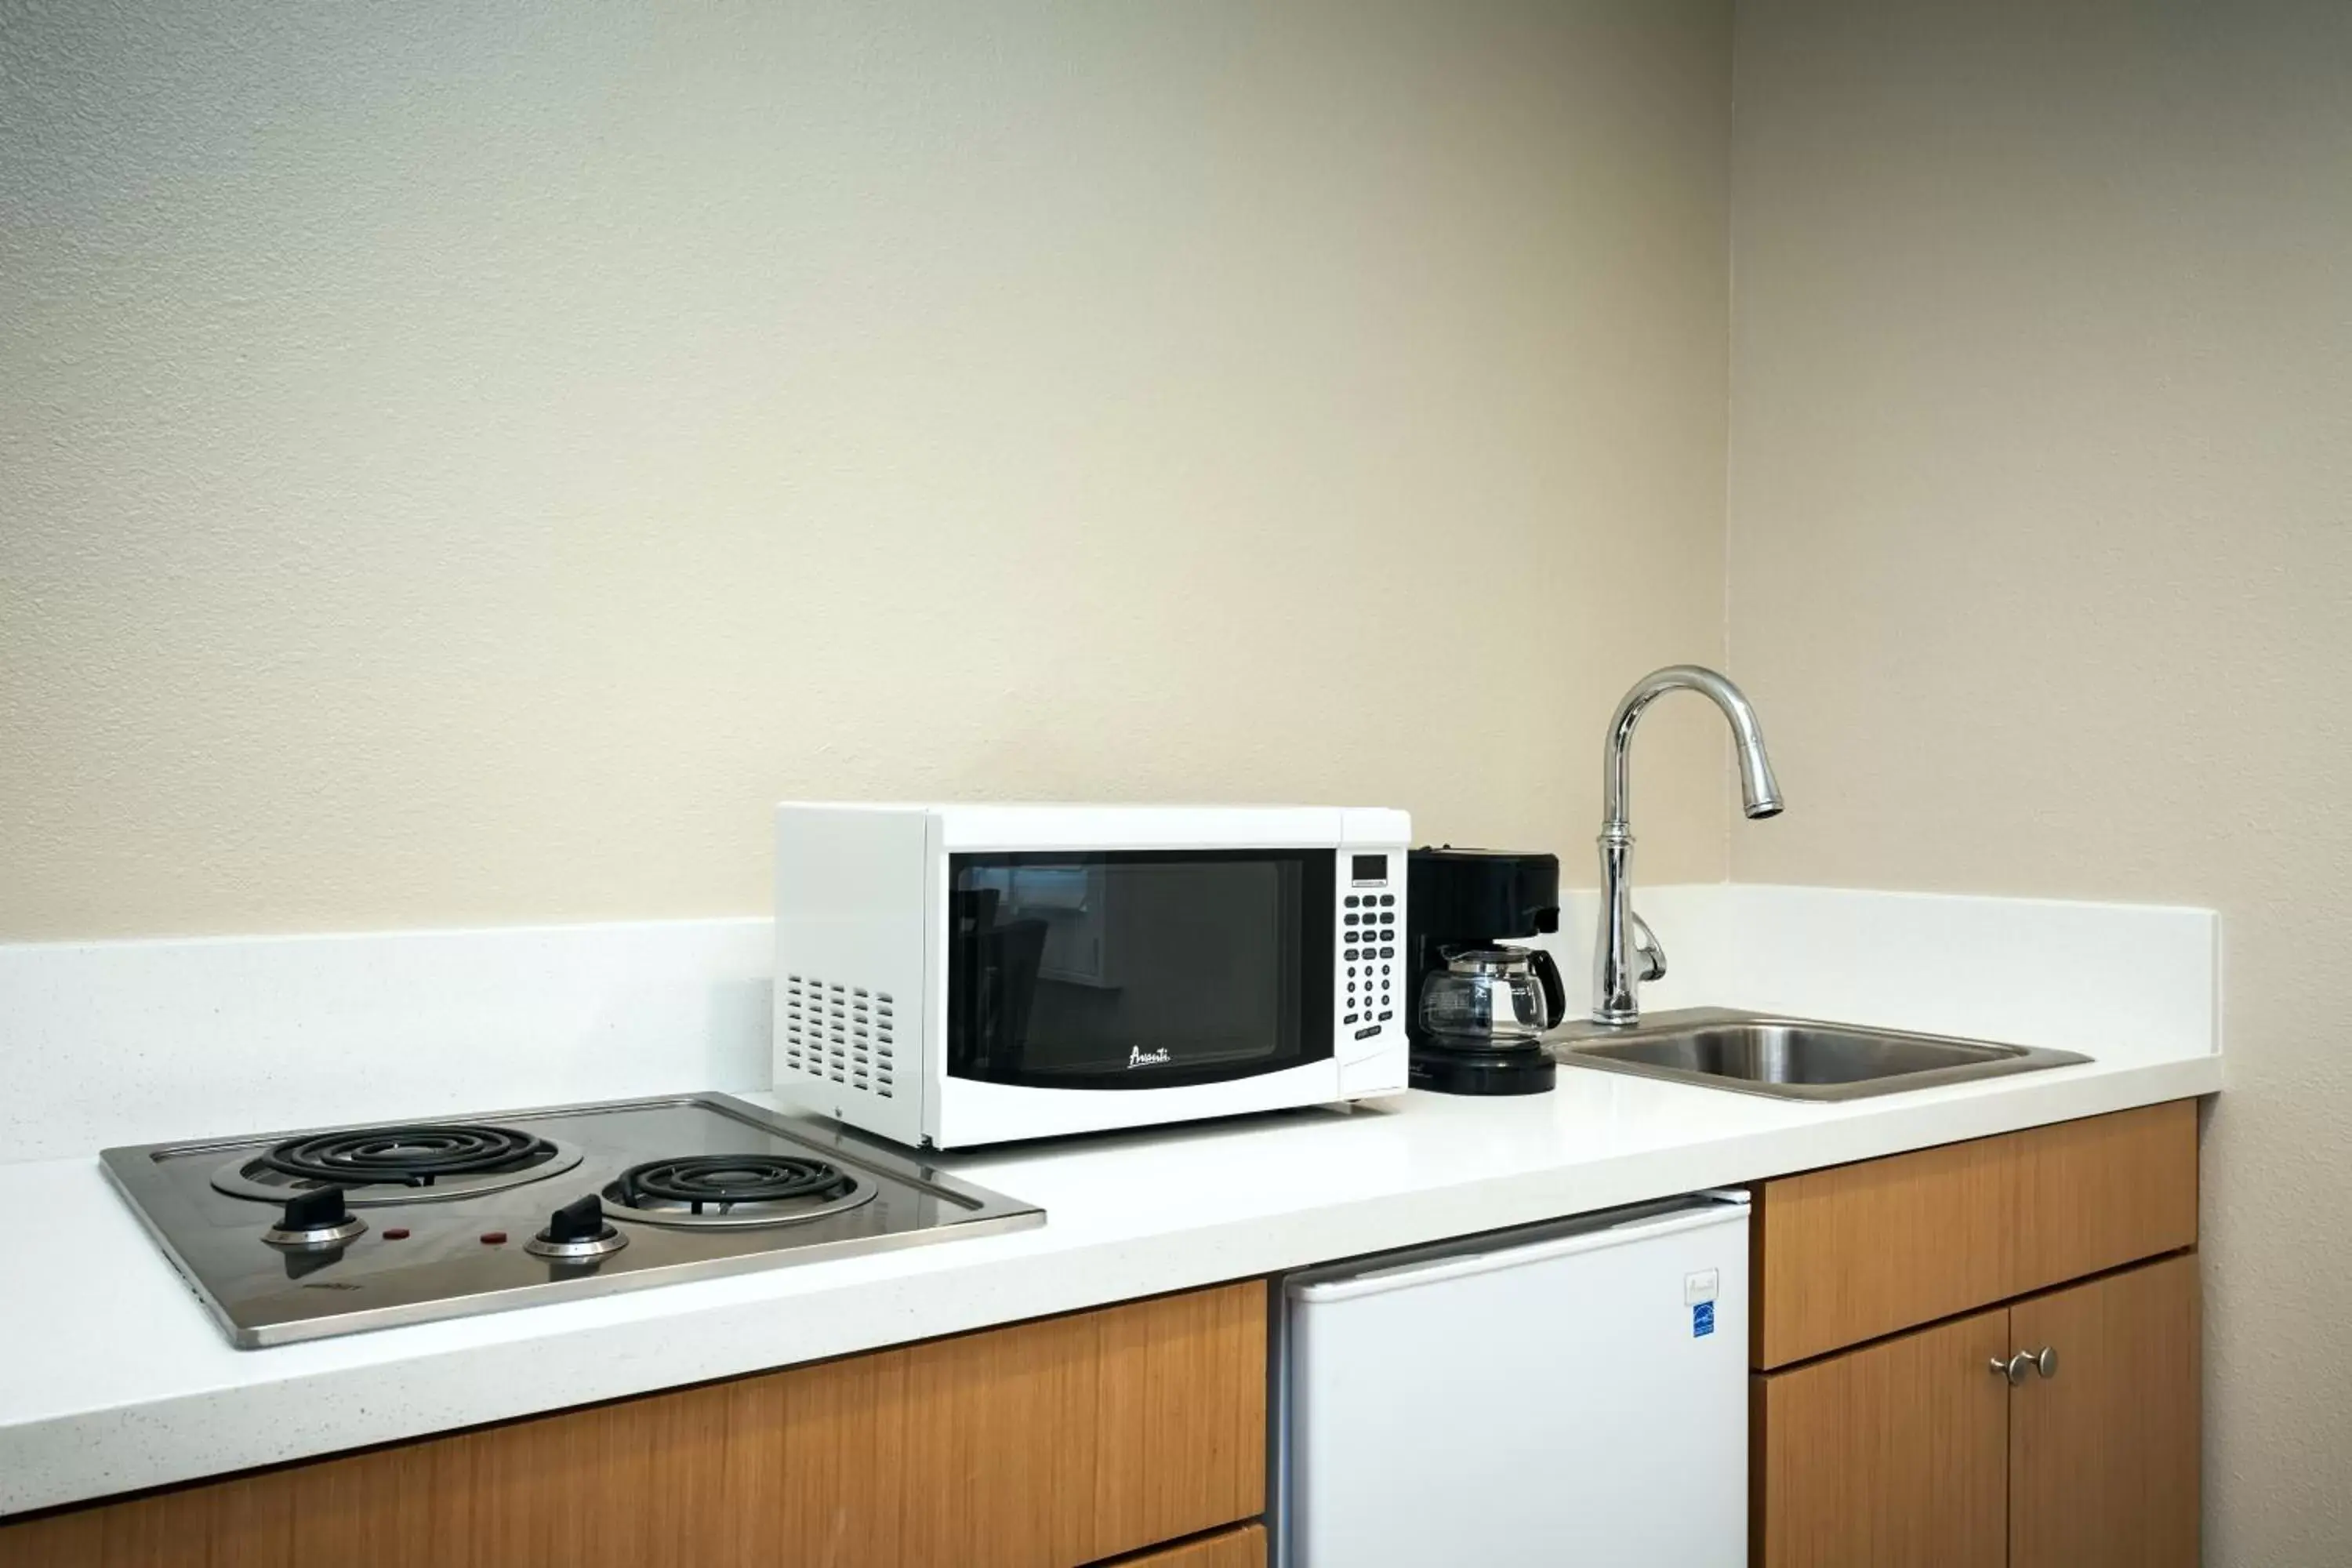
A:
773;804;1411;1149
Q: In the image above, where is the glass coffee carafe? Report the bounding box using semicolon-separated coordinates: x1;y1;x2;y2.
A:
1417;945;1566;1045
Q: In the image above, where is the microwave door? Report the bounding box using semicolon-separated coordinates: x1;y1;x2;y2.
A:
948;850;1335;1091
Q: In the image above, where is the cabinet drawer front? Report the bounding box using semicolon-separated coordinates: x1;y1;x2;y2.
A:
1753;1100;2198;1368
1753;1116;2013;1368
1752;1306;2012;1568
1103;1523;1266;1567
2009;1101;2200;1294
0;1282;1267;1568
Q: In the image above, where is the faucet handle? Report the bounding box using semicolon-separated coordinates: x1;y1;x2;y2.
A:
1628;909;1668;983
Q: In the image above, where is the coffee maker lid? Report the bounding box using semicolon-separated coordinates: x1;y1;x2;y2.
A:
1406;847;1562;938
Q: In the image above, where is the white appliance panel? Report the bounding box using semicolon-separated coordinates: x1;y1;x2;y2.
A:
1280;1196;1749;1566
772;804;931;1148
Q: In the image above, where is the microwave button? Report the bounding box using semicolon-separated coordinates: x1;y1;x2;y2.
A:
1380;894;1396;906
1344;1012;1359;1025
1355;1024;1381;1040
1345;913;1359;926
1377;945;1396;959
1378;1010;1395;1022
1345;895;1361;908
1345;948;1360;961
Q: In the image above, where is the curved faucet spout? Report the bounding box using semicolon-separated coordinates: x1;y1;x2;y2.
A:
1593;665;1782;1025
1602;664;1781;829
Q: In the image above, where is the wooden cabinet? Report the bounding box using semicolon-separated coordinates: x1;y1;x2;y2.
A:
1751;1101;2203;1568
0;1281;1266;1568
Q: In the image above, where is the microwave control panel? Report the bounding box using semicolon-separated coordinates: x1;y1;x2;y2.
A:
1339;849;1401;1042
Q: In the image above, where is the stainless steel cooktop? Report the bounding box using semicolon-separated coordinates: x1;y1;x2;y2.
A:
100;1094;1044;1348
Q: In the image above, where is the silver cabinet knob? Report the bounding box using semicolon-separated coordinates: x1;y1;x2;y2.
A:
1991;1352;2033;1385
2032;1345;2057;1379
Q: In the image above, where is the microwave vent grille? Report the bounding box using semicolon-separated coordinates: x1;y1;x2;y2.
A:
780;975;895;1098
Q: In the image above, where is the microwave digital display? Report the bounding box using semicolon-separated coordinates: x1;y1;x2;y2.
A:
1350;853;1388;884
946;849;1335;1091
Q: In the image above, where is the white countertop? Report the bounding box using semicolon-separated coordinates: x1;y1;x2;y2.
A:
0;1049;2220;1518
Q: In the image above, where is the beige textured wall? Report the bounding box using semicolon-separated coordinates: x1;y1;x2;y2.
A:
1729;2;2352;1559
0;2;1734;940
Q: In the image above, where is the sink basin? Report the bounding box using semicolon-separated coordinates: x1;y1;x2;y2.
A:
1550;1008;2090;1101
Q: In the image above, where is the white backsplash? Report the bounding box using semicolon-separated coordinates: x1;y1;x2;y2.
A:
0;919;774;1162
0;887;2216;1163
1526;884;2216;1059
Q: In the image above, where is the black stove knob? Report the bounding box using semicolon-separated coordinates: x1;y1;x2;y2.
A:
525;1191;626;1261
266;1182;365;1250
282;1185;350;1232
542;1193;608;1245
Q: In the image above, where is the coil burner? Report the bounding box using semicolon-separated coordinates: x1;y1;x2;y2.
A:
602;1154;875;1229
212;1123;581;1207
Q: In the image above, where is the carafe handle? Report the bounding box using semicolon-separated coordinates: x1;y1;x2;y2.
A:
1529;947;1568;1030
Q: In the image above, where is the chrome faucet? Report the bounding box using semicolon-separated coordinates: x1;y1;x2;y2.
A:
1592;666;1782;1025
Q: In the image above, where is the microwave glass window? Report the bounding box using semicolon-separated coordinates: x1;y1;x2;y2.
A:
948;851;1335;1090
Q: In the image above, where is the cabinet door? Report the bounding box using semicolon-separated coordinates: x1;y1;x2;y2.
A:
2009;1252;2200;1568
1752;1305;2011;1568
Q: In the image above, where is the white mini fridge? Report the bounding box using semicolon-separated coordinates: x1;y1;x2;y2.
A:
1275;1192;1749;1567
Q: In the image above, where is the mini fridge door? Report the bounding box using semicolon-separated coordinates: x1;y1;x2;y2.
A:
1276;1193;1749;1567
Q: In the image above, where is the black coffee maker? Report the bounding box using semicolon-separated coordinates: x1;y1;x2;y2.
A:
1405;848;1567;1095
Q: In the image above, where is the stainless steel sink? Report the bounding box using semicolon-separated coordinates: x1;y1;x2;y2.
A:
1550;1008;2090;1101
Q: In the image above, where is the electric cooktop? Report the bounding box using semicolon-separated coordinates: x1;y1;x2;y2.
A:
100;1094;1044;1348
